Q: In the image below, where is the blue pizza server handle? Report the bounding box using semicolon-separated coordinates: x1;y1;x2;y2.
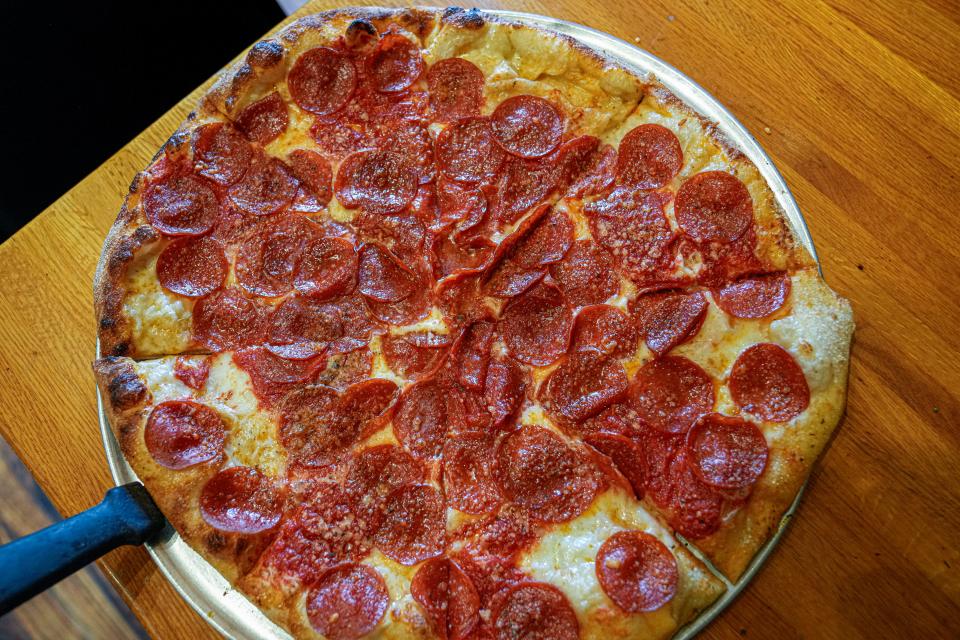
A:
0;482;165;615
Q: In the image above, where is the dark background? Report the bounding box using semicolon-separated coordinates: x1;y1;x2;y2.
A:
0;1;287;242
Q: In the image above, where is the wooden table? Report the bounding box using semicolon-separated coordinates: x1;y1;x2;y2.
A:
0;0;956;637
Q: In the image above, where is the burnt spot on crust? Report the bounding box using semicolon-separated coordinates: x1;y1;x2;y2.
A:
127;172;144;196
395;8;436;38
95;356;150;410
442;7;485;30
107;225;158;274
247;40;284;68
345;18;378;49
109;369;147;409
163;129;191;157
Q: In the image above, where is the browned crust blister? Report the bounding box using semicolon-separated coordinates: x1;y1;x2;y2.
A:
92;6;853;638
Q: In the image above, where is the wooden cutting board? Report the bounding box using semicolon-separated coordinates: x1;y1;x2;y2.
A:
0;1;956;638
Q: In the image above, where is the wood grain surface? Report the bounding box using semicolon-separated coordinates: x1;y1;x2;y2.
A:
0;1;956;638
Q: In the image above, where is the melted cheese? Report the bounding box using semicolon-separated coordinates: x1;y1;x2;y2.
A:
519;489;706;640
136;355;287;478
122;246;193;355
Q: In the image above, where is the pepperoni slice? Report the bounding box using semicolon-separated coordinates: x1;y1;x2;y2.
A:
234;346;323;407
199;466;283;533
316;349;376;405
277;385;345;467
354;209;427;264
714;272;790;319
436;273;488;328
288;47;357;116
436;177;484;227
659;448;723;539
236;215;322;297
556;135;616;197
596;530;678;612
364;281;431;326
228;156;298;216
587;189;676;286
493;582;579;640
194;122;253;186
584;433;646;498
235;345;322;383
687;413;768;489
675;171;753;243
630;290;708;355
156;236;227;297
293;236;358;299
491;96;563;159
412;557;480;640
444;433;503;515
494;155;560;225
411;558;449;639
496;426;600;523
144;401;225;470
427;57;484;121
630;356;715;435
515;206;574;269
279;380;394;469
483;260;545;300
571;305;639;357
340;378;398;437
431;233;494;278
267;296;343;352
335;150;418;214
306;564;389;640
485;358;526;429
454;320;495;391
550;240;619;308
287;149;333;206
382;332;447;378
174;356;210;390
374;484;445;565
616;124;683;190
345;445;424;524
193;288;267;351
143;172;219;236
235;92;288;146
436;117;505;184
393;378;448;459
374;115;436;185
357;243;417;302
499;282;573;367
368;32;423;93
541;351;628;425
729;343;810;422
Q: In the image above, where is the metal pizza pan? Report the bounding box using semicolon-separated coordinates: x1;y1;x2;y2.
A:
98;8;817;639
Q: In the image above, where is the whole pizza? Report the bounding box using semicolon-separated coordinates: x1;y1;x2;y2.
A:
93;7;854;640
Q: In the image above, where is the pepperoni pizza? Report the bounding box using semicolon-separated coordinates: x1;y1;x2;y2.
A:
93;8;854;640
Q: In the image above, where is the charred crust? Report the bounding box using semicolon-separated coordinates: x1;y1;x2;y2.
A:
345;19;378;49
163;129;191;156
109;370;148;409
247;39;284;68
94;356;150;411
442;7;485;30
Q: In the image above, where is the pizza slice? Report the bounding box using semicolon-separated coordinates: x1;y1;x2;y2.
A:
94;351;447;639
440;415;725;640
544;268;853;580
